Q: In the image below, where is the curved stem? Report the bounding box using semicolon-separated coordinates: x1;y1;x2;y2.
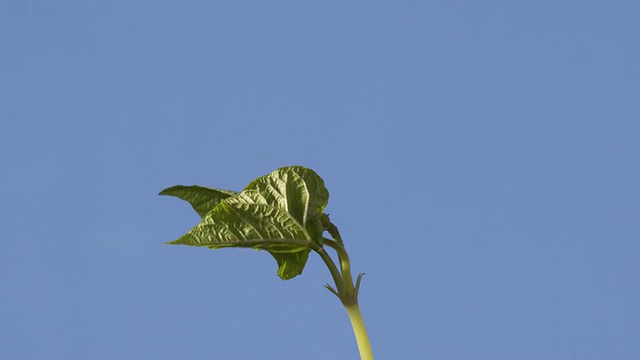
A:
316;247;346;296
323;238;356;300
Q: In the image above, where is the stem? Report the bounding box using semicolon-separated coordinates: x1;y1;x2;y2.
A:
323;238;355;298
345;304;374;360
316;240;374;359
316;247;346;296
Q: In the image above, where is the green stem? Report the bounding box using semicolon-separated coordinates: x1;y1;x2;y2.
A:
316;241;374;359
316;247;346;296
345;303;374;360
323;238;355;298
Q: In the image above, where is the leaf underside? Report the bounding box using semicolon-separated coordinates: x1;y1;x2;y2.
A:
161;166;330;280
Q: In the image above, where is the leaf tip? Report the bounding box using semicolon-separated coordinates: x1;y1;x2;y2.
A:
158;186;175;196
276;266;302;281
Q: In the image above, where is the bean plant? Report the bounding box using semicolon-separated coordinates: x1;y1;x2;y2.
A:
160;166;373;359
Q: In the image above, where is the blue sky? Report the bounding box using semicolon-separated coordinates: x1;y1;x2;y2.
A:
1;1;639;359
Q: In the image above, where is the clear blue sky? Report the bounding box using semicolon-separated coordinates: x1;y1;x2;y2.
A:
1;1;639;359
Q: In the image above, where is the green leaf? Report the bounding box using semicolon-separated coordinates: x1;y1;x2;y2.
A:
167;201;313;252
159;185;238;217
243;166;329;242
271;251;310;280
168;200;314;280
162;166;330;280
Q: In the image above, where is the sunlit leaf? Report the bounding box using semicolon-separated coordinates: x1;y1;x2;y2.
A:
243;166;329;242
162;166;330;280
167;201;313;252
159;185;238;217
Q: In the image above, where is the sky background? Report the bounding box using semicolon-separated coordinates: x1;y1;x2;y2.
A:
1;1;639;359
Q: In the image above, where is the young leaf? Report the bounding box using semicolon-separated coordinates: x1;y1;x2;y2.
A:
167;201;314;252
270;250;310;280
163;166;330;280
243;166;329;242
159;185;238;217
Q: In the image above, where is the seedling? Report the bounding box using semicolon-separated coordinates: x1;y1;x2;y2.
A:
160;165;374;359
